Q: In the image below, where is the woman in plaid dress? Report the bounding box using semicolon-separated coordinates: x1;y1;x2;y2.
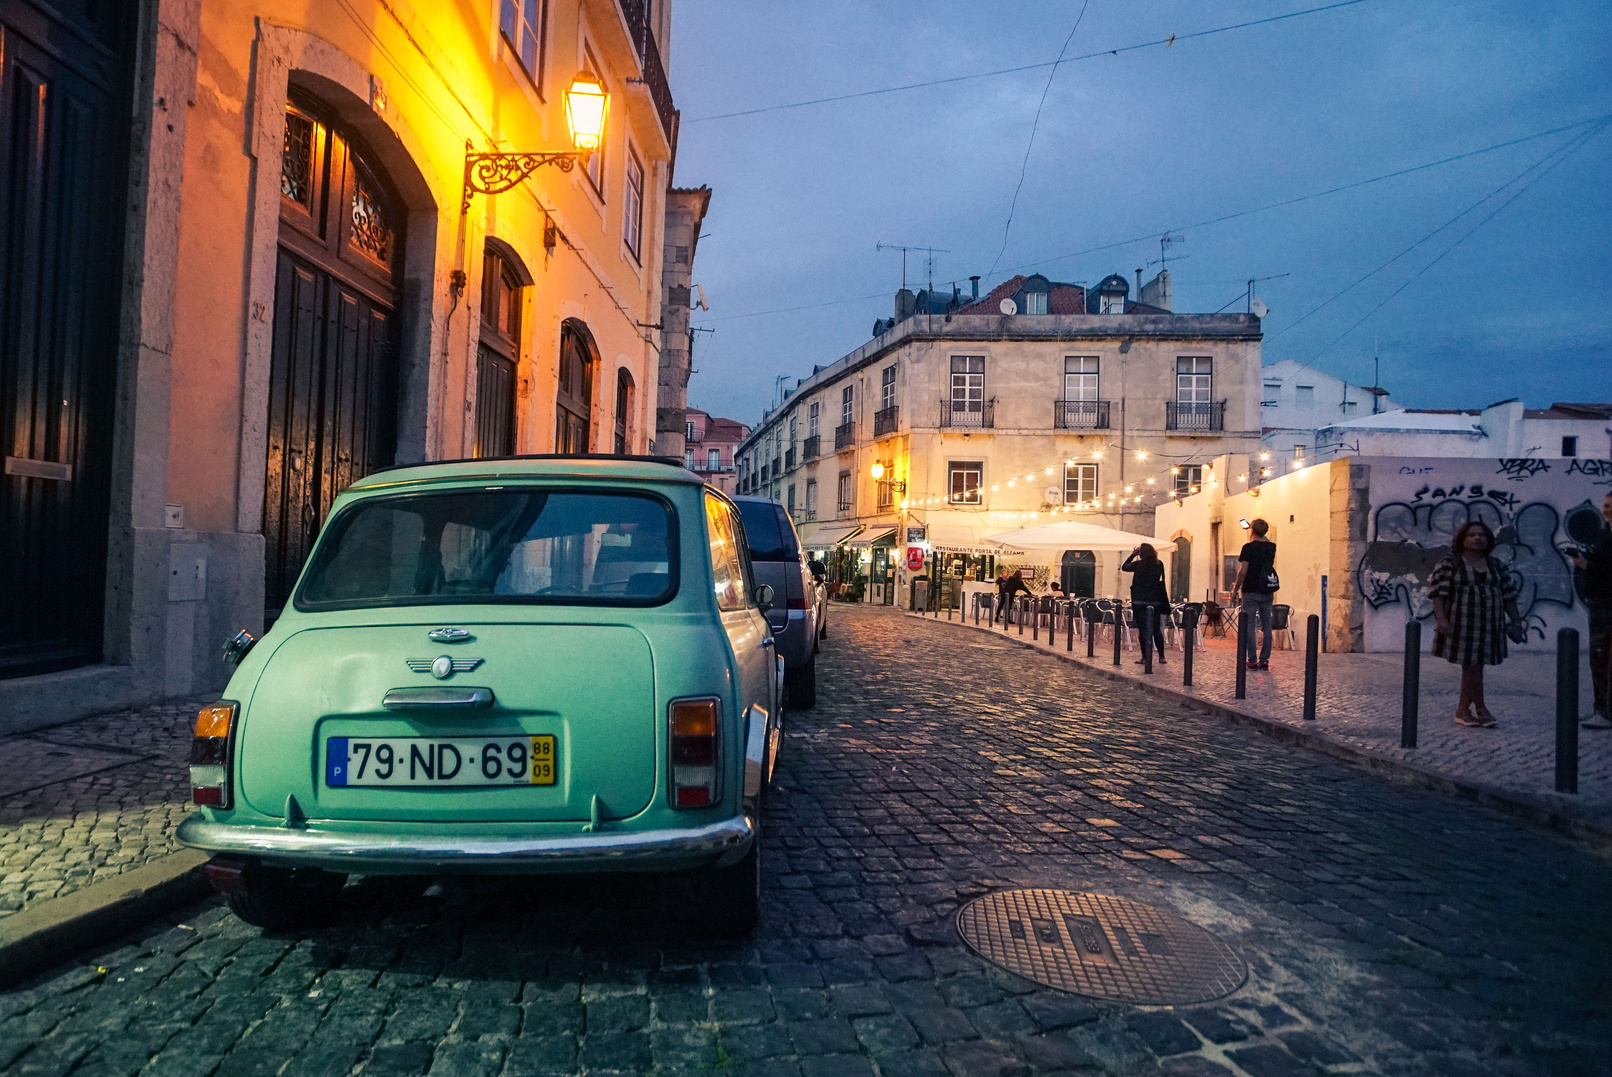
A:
1428;521;1522;727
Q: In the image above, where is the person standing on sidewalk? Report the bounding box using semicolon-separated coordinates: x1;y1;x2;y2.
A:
1568;492;1612;730
1429;520;1523;728
1231;519;1278;670
1122;543;1169;668
995;568;1031;624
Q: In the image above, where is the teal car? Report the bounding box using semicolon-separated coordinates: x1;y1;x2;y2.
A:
178;456;782;935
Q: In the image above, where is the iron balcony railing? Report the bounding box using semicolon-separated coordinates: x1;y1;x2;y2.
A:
873;405;900;437
771;456;781;477
834;421;856;451
1053;399;1111;430
615;0;678;146
837;498;853;512
939;397;995;429
1166;400;1228;433
784;448;797;471
802;434;821;460
759;463;769;482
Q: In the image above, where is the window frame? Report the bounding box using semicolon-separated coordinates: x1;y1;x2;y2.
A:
1175;356;1213;405
1063;463;1097;506
1063;356;1099;402
499;0;550;95
808;402;820;437
948;460;984;505
841;385;855;426
1173;465;1204;497
706;492;754;612
837;470;854;513
880;365;897;411
950;355;985;413
622;146;644;261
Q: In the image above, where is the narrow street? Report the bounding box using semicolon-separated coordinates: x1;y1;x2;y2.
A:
2;604;1606;1077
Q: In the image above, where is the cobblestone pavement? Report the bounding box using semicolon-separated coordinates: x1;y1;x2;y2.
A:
2;605;1608;1076
937;605;1611;820
0;701;201;917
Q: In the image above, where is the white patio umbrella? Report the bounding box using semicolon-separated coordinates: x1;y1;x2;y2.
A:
982;520;1174;558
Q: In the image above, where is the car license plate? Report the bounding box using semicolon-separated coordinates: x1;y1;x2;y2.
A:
326;736;557;787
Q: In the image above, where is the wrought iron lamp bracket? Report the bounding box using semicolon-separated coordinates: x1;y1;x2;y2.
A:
462;142;579;214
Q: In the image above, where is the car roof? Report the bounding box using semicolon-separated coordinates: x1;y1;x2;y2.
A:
347;454;705;491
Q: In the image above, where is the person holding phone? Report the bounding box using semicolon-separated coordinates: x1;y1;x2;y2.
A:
1122;543;1169;667
1567;492;1612;729
1231;519;1277;670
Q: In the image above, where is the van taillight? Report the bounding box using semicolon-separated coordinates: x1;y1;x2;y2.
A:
190;702;237;808
669;699;719;809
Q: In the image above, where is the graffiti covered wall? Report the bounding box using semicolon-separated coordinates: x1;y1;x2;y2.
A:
1357;457;1612;651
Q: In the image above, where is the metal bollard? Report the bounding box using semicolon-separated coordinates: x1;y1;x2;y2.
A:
1032;601;1039;642
1401;620;1420;748
975;594;982;626
1557;627;1579;794
1141;605;1154;674
1303;614;1320;721
1112;609;1123;666
1182;608;1197;687
1066;602;1075;652
1087;608;1097;658
1235;615;1247;700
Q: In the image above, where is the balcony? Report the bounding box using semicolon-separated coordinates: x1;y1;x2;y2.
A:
1053;399;1111;430
771;456;781;477
797;507;817;522
759;463;769;482
613;0;678;148
834;422;856;451
784;448;797;471
940;398;995;429
1166;400;1228;433
837;499;853;513
802;434;820;460
873;405;900;437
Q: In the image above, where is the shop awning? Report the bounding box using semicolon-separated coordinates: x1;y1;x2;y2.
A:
800;524;864;547
843;526;898;547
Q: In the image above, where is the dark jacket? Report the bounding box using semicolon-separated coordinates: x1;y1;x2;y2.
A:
997;575;1032;600
1576;535;1612;625
1121;552;1169;604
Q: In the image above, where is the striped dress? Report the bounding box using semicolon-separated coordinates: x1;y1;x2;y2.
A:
1428;554;1519;667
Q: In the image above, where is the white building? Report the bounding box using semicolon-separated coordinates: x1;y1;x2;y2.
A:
1315;401;1612;462
1261;359;1394;462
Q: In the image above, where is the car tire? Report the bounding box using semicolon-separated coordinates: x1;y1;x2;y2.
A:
785;653;817;709
225;866;347;931
693;840;760;938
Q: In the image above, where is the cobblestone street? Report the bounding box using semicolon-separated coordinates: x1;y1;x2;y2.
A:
2;603;1607;1077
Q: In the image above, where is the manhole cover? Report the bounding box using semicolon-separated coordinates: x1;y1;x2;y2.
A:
956;889;1246;1005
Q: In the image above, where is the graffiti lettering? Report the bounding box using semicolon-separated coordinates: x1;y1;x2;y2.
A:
1496;458;1550;481
1399;466;1436;475
1484;488;1520;511
1566;458;1612;484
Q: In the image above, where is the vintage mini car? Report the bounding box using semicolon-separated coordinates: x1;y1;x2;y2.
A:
178;456;783;934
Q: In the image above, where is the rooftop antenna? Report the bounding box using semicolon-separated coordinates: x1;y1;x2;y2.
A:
876;242;950;292
1159;233;1185;270
1373;336;1382;414
1245;272;1290;314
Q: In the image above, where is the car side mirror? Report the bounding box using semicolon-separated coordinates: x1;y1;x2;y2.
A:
754;583;775;613
221;628;257;665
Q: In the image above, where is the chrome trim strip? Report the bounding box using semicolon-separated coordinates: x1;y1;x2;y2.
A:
176;814;754;872
743;706;767;800
382;686;495;709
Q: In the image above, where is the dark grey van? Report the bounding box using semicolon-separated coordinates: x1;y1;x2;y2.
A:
733;496;820;707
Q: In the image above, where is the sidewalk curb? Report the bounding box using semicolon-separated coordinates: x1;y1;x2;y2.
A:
0;849;211;988
909;611;1612;855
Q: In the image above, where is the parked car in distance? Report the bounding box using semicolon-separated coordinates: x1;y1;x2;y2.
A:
180;456;782;935
733;496;820;708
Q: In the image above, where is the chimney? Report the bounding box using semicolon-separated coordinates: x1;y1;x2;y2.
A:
895;288;916;321
1135;268;1143;293
969;275;980;300
1140;269;1172;312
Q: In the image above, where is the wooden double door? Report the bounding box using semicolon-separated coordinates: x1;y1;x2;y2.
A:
262;99;401;616
0;0;133;678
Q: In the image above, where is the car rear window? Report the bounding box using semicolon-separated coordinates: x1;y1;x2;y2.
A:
736;501;794;562
295;489;677;610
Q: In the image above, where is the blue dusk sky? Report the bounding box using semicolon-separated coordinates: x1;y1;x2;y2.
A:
667;0;1612;427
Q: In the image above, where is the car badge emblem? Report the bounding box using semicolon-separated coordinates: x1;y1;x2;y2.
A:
428;627;474;643
406;656;484;679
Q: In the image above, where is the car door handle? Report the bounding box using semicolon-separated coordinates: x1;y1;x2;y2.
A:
761;637;774;648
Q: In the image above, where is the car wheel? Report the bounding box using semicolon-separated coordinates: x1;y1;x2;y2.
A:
225;865;347;930
785;653;817;709
693;840;760;937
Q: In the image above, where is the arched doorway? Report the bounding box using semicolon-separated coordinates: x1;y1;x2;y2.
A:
1171;535;1192;601
1061;550;1095;597
613;369;634;454
262;93;403;616
475;242;529;458
557;319;597;453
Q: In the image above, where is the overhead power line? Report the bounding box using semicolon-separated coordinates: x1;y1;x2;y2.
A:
685;0;1374;124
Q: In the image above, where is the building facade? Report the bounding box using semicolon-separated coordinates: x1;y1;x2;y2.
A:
1261;358;1395;461
653;185;712;458
683;408;748;494
734;272;1263;604
1314;401;1612;462
0;0;682;731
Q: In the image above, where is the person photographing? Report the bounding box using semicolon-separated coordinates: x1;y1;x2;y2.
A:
1231;519;1277;670
1122;543;1169;668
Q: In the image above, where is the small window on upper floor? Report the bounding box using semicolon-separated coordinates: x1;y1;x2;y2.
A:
1563;435;1578;457
1262;382;1280;406
500;0;549;91
1295;385;1314;411
1021;274;1051;315
622;149;644;261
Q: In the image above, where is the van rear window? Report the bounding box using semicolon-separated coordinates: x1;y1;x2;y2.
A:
736;501;793;562
295;490;677;610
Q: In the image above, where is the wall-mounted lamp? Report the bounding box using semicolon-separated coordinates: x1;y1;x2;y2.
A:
462;71;609;213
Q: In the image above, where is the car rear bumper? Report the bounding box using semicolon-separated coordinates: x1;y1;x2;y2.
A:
175;812;755;875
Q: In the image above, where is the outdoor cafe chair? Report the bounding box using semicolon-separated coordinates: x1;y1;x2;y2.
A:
1271;603;1297;650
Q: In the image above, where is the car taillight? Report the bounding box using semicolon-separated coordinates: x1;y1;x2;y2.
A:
190;702;237;808
669;699;719;809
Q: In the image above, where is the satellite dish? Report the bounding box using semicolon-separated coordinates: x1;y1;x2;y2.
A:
1044;486;1063;504
1250;298;1268;319
694;283;709;311
999;298;1018;315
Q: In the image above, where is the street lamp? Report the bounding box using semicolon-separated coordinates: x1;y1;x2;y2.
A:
870;461;905;494
462;71;610;213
